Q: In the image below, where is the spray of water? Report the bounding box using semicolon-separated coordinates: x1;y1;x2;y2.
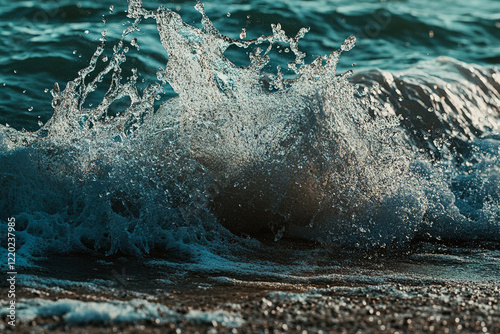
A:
0;1;499;264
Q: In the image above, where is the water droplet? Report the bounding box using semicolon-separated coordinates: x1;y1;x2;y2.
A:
226;12;231;17
341;35;356;52
13;70;17;74
428;107;434;112
239;28;246;39
84;30;89;34
28;106;33;111
2;83;5;87
124;47;129;53
131;38;140;50
73;50;77;54
398;97;404;102
274;226;285;242
429;30;434;38
194;2;204;14
38;120;43;127
102;55;108;62
23;90;26;94
44;88;49;93
109;5;114;13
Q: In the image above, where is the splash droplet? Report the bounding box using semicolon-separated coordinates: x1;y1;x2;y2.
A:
44;88;49;93
239;28;246;39
227;12;231;17
28;106;33;111
84;30;89;34
109;5;114;13
194;2;204;14
131;38;140;50
274;226;285;242
341;35;356;52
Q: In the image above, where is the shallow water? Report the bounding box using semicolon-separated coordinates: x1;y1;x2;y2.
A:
1;0;499;327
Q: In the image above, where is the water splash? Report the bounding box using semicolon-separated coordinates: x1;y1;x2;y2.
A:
0;1;499;265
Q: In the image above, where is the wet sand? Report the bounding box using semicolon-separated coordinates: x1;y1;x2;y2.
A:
2;275;499;333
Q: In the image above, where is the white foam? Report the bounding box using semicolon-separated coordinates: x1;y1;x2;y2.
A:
3;298;177;324
1;298;246;328
185;309;245;328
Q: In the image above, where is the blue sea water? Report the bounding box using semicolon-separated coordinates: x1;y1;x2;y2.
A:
0;0;499;293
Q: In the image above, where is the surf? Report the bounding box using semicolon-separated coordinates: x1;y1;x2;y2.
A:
0;1;499;267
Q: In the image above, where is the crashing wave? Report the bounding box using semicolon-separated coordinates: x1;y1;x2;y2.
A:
1;1;499;265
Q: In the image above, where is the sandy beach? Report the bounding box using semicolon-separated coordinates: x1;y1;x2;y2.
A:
2;269;499;333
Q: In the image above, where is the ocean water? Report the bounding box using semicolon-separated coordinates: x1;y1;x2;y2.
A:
1;0;500;327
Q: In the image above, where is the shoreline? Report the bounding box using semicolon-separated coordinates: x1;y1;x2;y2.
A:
2;273;499;333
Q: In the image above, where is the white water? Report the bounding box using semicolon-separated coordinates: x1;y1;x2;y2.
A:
0;1;499;268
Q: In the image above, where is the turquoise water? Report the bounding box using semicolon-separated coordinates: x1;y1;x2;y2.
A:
0;0;499;283
2;0;499;130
